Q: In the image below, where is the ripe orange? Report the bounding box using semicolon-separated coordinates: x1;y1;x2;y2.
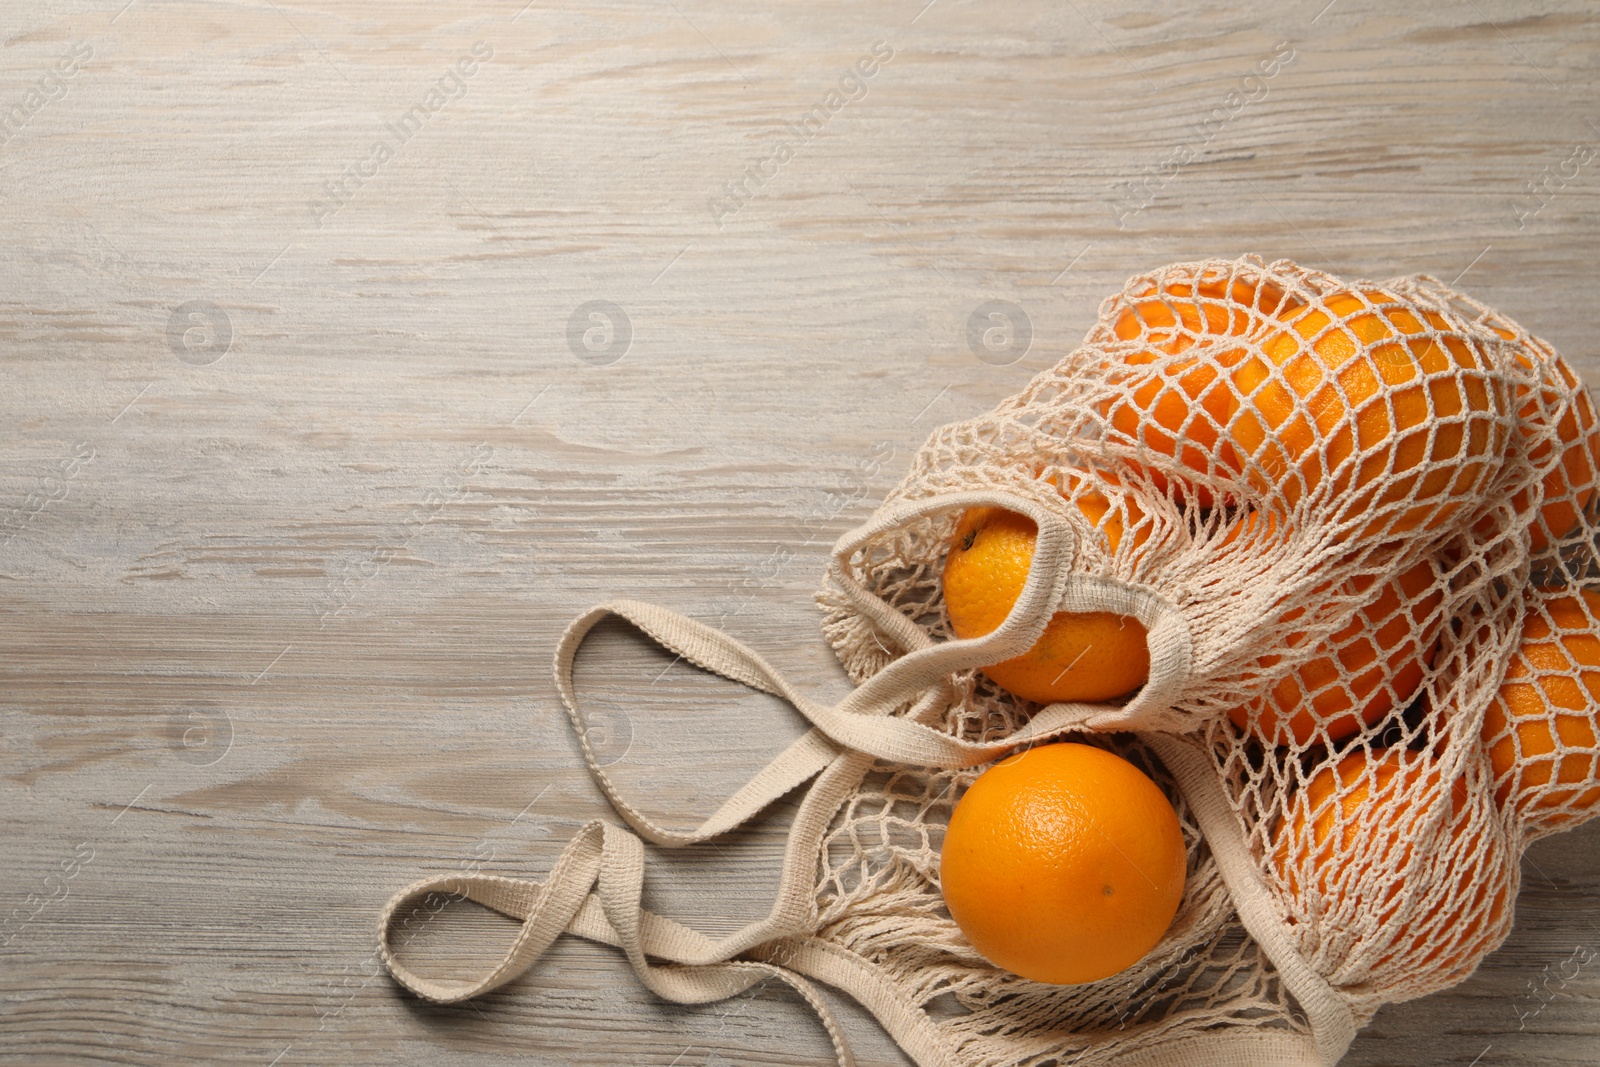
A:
1491;328;1600;552
1272;748;1507;973
944;501;1149;704
1481;590;1600;828
940;743;1187;984
1229;559;1444;746
1229;290;1506;537
1099;275;1295;507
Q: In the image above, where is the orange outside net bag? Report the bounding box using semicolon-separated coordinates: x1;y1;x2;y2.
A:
376;255;1600;1067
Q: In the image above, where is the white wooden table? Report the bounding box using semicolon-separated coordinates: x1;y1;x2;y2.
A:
3;1;1598;1063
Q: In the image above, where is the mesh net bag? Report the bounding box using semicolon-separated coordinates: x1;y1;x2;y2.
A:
376;255;1600;1067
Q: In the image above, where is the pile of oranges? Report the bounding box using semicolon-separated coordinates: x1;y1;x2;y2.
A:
936;269;1600;988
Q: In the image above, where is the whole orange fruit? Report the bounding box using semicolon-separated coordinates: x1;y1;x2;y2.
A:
943;503;1149;704
1229;558;1444;746
940;743;1187;984
1492;329;1600;552
1099;275;1295;507
1229;290;1506;538
1272;748;1508;974
1481;589;1600;828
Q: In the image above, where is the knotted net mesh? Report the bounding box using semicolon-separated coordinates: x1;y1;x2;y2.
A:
815;255;1600;1060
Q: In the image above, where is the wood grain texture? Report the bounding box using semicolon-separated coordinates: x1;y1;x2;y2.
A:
2;0;1599;1063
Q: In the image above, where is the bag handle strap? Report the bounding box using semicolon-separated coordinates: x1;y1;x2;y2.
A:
378;487;1195;1067
380;595;891;1062
826;492;1197;738
558;494;1195;788
377;820;857;1067
554;600;846;847
1146;734;1357;1066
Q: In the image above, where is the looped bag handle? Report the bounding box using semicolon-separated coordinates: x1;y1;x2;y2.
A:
823;492;1198;739
556;493;1200;786
376;488;1353;1067
378;820;861;1067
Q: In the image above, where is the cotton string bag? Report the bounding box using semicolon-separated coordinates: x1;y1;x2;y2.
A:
376;256;1600;1066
